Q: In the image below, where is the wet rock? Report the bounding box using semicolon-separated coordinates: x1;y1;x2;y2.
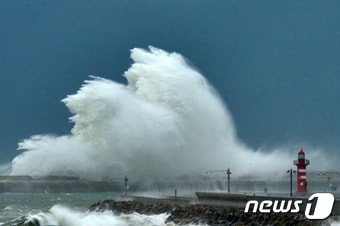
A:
88;199;322;225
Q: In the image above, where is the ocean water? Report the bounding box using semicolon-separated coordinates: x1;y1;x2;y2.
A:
0;191;339;226
0;192;178;226
0;192;209;226
0;177;339;225
0;192;116;223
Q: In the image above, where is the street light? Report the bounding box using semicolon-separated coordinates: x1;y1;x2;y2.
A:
206;168;232;193
287;169;296;197
226;168;231;193
317;171;340;192
328;177;332;192
124;176;129;196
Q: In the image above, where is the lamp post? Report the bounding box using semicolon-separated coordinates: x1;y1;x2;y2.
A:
124;176;128;196
328;177;332;192
227;168;231;193
287;169;296;197
317;171;340;192
206;168;231;193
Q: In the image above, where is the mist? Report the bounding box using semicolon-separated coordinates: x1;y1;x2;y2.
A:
10;47;331;181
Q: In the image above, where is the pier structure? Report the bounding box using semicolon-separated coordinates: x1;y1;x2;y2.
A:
0;175;122;193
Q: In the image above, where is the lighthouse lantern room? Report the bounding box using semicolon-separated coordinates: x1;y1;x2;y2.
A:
293;149;310;193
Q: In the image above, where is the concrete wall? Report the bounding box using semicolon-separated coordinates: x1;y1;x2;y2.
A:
0;180;123;193
195;192;340;216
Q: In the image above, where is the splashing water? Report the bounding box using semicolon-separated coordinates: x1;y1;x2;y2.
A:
10;47;330;181
5;205;175;226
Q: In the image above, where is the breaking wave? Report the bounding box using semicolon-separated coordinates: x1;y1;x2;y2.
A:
10;47;329;181
4;205;178;226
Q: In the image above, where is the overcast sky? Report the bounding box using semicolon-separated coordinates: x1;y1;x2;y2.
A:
1;1;339;164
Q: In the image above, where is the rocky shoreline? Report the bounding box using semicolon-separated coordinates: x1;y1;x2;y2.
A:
88;198;322;225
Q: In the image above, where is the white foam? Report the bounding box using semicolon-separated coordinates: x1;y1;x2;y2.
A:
24;205;207;226
10;47;331;181
26;205;126;226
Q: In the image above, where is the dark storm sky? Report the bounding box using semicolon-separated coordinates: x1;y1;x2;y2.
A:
1;1;339;163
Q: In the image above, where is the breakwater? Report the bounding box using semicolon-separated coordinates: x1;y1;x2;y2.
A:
196;192;340;217
0;176;122;193
89;196;322;225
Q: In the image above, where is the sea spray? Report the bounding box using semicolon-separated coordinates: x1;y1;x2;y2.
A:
2;204;210;226
10;46;329;181
4;205;208;226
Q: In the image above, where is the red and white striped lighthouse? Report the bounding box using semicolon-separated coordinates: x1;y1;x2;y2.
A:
293;149;310;193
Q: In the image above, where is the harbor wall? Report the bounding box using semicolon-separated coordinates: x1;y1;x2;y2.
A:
0;176;123;193
196;192;340;216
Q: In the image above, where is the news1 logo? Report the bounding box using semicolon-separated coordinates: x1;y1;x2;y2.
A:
244;193;335;220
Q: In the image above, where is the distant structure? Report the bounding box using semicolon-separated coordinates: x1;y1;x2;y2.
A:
206;168;231;193
0;176;123;193
294;149;310;193
124;176;129;196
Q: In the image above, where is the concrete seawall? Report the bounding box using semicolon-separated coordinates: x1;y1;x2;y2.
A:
127;195;197;206
196;192;340;216
0;176;123;193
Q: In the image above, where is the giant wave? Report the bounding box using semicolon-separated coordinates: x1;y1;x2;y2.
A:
10;47;329;181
